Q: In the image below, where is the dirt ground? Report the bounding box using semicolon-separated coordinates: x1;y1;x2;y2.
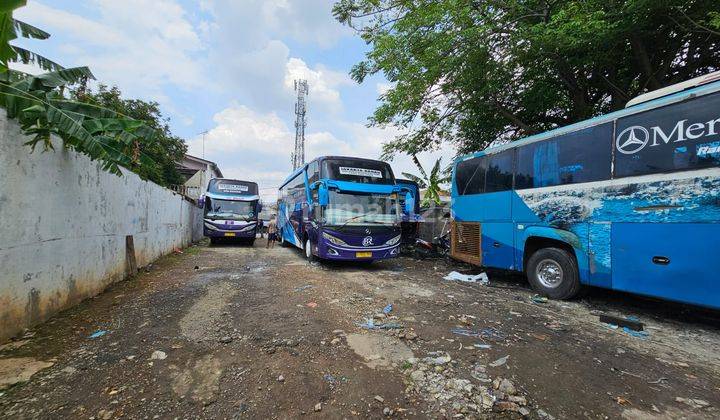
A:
1;238;719;419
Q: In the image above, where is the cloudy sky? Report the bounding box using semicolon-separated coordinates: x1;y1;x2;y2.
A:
15;0;455;201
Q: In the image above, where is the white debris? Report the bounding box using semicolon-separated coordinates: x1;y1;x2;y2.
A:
443;271;489;284
149;350;167;360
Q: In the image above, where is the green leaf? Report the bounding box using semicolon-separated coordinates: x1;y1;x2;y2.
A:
12;19;49;39
11;45;64;71
0;1;26;13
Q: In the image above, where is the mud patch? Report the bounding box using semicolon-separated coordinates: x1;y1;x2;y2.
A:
179;282;239;342
0;357;54;390
170;354;224;405
346;333;413;369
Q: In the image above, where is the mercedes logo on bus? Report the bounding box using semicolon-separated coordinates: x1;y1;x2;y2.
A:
362;236;374;247
616;126;650;154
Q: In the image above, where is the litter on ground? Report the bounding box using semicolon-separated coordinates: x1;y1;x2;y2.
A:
489;355;509;367
443;271;489;284
88;330;107;339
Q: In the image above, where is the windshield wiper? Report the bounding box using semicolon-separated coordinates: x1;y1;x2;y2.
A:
336;214;393;230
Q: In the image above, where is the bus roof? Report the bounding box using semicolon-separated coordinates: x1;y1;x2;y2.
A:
279;155;392;188
454;76;720;163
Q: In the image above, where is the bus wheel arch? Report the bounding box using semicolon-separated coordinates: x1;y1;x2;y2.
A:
523;236;582;300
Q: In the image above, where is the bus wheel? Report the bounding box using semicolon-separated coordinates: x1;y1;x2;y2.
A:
209;237;218;246
279;231;288;247
526;247;581;300
247;238;255;247
305;239;316;262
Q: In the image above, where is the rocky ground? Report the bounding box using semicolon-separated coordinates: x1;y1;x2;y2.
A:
1;238;719;419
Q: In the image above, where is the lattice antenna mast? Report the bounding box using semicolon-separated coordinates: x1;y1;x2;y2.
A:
292;79;309;170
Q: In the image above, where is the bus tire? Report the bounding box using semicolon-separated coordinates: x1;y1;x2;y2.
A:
209;237;218;245
247;238;255;247
279;231;288;247
305;238;316;262
526;247;581;300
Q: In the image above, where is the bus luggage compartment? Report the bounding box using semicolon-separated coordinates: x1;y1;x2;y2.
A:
611;223;720;309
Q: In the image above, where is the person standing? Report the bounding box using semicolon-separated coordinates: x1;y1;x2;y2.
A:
266;215;278;249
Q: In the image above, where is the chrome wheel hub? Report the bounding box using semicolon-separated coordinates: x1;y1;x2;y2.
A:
536;259;563;288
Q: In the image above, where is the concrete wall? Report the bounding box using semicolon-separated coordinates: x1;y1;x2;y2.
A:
0;113;203;342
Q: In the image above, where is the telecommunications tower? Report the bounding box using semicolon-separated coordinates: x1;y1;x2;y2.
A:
292;79;309;170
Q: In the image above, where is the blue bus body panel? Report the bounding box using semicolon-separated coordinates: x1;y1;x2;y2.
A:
612;223;720;307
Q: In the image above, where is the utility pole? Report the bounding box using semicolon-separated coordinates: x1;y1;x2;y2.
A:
292;80;309;170
199;130;208;159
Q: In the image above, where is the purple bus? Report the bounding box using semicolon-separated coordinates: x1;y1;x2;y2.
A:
200;179;262;245
277;156;415;262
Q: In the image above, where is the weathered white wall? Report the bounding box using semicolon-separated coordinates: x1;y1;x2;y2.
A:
0;113;203;342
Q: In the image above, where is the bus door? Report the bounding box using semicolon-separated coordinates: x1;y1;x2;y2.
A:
480;151;515;270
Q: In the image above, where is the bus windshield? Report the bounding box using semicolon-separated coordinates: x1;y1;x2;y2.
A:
325;191;399;226
206;198;256;221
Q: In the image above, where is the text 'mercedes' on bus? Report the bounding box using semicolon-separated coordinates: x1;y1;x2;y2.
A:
200;179;262;245
277;156;416;262
450;71;720;309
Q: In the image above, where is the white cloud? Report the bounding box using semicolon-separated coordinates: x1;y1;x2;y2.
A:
16;0;205;102
284;58;351;112
202;0;349;49
187;104;293;156
376;82;394;96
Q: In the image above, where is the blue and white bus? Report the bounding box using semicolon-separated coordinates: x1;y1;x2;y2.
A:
450;72;720;309
277;156;415;262
201;179;262;245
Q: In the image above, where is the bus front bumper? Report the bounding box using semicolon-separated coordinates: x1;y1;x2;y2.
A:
204;221;257;238
317;242;400;261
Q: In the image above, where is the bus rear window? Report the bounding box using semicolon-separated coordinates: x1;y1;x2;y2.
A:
322;158;394;184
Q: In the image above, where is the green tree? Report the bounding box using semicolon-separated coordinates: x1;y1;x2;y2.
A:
334;0;720;157
401;156;450;206
72;85;187;187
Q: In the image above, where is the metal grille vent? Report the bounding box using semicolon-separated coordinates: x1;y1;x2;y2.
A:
451;221;482;265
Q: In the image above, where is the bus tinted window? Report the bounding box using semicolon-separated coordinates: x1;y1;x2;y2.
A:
307;161;319;185
322;158;394;184
516;123;612;188
615;92;720;177
455;156;487;195
485;151;514;192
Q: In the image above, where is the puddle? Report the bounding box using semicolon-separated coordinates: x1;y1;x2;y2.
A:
0;357;54;390
346;333;413;369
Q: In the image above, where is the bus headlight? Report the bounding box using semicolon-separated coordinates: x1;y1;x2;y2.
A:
322;232;348;246
385;235;401;246
239;224;256;232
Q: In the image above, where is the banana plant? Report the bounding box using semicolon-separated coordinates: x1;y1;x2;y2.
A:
401;155;451;207
0;1;156;176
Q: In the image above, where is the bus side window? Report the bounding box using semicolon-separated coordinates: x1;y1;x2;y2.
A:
516;123;612;189
456;156;487;195
307;161;319;185
485;151;514;192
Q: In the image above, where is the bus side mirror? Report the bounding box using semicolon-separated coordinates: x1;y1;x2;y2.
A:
318;185;329;206
404;192;415;215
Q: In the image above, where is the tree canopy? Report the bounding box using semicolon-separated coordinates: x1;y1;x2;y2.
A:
72;85;187;187
334;0;720;157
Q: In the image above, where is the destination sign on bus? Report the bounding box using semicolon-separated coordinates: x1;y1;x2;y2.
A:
338;167;383;178
218;183;249;192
